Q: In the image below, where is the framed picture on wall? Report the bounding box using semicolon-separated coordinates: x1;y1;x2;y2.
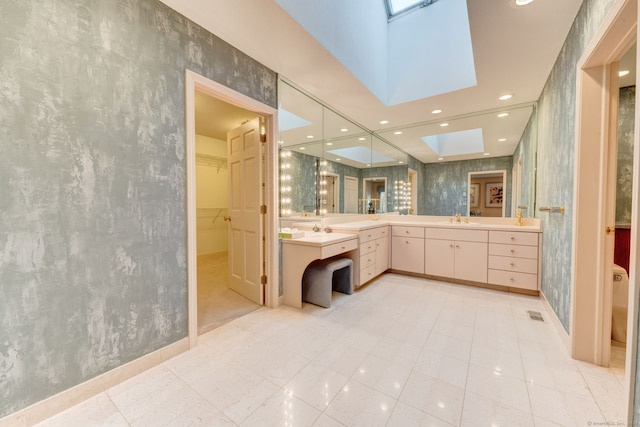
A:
469;184;479;208
486;183;503;207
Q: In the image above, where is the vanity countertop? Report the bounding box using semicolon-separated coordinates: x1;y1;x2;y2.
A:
316;219;542;233
280;232;357;247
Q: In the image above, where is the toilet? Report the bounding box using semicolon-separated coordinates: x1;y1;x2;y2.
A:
612;264;629;343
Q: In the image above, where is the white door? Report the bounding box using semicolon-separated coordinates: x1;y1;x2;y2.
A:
227;118;263;305
344;176;358;214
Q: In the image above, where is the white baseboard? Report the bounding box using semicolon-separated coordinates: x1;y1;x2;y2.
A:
540;290;572;355
0;338;189;427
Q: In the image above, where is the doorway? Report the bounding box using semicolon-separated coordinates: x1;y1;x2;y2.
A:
571;0;636;418
323;173;340;213
193;94;261;335
185;70;278;348
467;170;507;217
363;177;387;213
344;176;358;213
408;168;418;215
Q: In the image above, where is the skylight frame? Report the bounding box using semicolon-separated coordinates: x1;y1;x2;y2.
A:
385;0;439;20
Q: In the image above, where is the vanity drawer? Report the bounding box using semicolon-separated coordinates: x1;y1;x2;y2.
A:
392;226;425;238
360;252;375;269
488;269;538;291
321;238;358;259
360;264;376;285
359;226;388;242
488;255;538;274
425;228;488;243
489;243;538;259
360;241;376;255
489;231;538;246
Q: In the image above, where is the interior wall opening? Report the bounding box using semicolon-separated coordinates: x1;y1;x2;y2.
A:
194;90;262;335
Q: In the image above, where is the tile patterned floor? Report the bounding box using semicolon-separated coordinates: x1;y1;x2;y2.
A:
36;274;627;426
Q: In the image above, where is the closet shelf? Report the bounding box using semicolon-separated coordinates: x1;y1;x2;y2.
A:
196;153;227;171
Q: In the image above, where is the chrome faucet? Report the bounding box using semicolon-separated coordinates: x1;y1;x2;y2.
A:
455;213;462;223
312;224;320;232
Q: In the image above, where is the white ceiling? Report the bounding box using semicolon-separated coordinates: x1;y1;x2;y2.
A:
170;0;587;163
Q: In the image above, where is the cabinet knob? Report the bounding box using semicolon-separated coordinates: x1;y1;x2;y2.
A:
455;245;460;248
405;230;410;234
510;237;515;240
341;246;345;249
510;249;515;254
510;263;515;267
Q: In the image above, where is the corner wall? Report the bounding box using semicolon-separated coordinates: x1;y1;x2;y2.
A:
0;0;276;418
531;0;616;332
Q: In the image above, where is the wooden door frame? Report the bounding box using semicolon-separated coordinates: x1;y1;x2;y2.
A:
570;0;637;421
185;70;279;348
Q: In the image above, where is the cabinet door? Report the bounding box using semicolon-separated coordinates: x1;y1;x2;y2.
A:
391;236;424;274
454;241;488;283
425;239;454;278
375;236;389;275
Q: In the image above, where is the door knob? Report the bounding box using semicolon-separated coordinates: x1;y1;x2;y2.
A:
224;216;231;222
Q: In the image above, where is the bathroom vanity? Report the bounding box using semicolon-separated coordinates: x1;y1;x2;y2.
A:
281;232;358;308
281;216;542;308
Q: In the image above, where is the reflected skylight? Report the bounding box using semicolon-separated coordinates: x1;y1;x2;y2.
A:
385;0;438;18
422;128;484;156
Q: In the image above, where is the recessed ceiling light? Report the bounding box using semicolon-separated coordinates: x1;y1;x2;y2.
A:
483;152;491;156
336;158;341;161
307;135;314;139
300;147;306;150
398;161;404;164
438;157;444;161
379;120;389;125
340;128;348;132
498;94;513;101
278;140;284;144
497;112;510;118
366;163;371;166
498;138;507;142
358;137;366;141
326;142;333;146
516;0;534;5
431;109;443;114
619;70;630;77
440;123;449;127
394;131;403;135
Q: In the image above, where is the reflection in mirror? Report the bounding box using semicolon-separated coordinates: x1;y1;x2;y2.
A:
278;79;410;217
279;77;537;220
362;177;387;213
467;170;507;217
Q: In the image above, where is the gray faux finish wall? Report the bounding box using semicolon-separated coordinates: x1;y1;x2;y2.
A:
616;86;635;225
422;157;513;216
512;107;538;218
532;0;615;333
0;0;276;418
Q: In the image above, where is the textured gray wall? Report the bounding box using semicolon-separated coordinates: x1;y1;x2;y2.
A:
0;0;276;418
422;157;513;216
512;107;538;218
533;0;615;333
616;86;635;225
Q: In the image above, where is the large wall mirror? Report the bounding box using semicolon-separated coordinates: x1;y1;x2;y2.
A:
279;77;538;221
278;80;409;220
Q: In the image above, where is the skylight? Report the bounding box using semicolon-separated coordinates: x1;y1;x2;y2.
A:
385;0;438;19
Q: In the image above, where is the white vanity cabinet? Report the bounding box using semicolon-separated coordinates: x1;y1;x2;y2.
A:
488;230;540;291
425;228;488;283
391;226;425;274
358;226;389;285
